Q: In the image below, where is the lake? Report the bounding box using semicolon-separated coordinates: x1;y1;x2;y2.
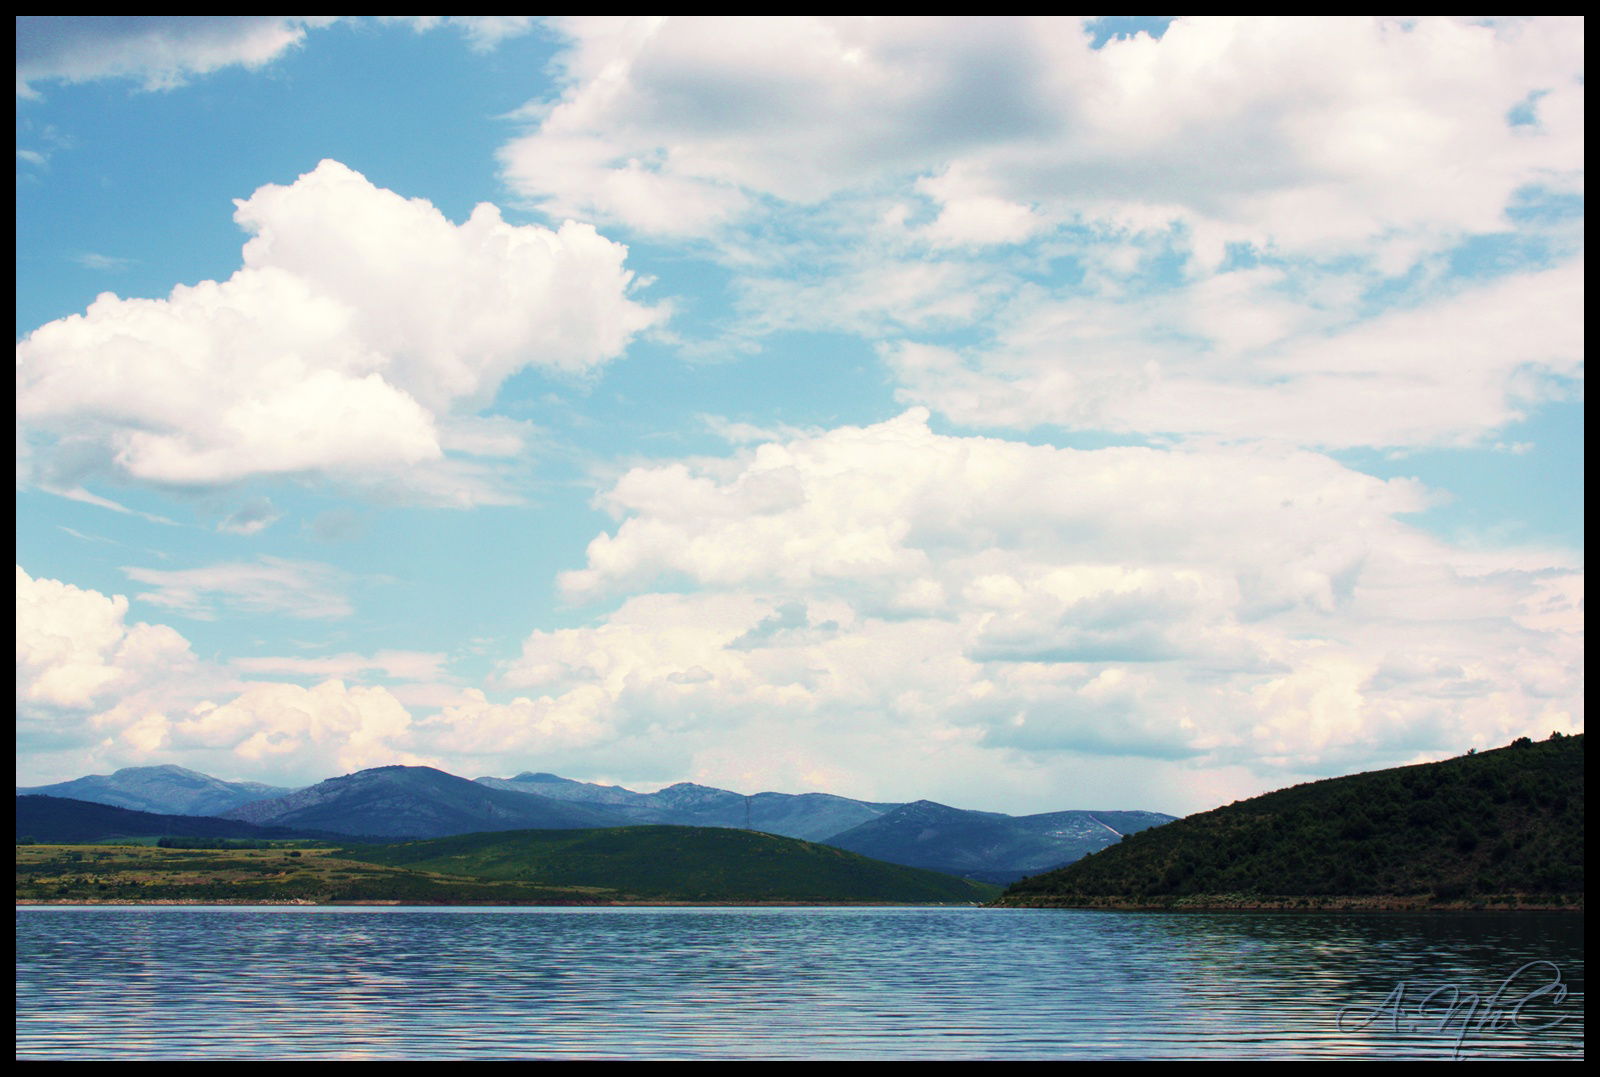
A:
15;906;1584;1059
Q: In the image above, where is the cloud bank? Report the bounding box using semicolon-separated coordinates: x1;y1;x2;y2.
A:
16;566;426;783
406;414;1580;807
494;17;1585;455
506;17;1582;254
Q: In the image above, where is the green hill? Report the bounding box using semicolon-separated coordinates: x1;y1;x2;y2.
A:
997;733;1583;910
339;825;1000;903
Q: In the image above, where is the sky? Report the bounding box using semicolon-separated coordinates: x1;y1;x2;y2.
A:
14;16;1584;816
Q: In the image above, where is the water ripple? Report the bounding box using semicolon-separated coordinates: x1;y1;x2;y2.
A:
16;906;1584;1059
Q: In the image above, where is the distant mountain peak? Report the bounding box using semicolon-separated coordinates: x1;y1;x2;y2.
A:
15;766;294;818
221;763;623;838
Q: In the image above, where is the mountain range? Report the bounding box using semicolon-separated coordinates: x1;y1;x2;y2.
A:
18;763;1177;881
824;801;1178;884
17;765;292;817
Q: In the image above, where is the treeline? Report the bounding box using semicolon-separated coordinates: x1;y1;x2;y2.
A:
1001;733;1584;908
155;837;312;850
15;845;615;905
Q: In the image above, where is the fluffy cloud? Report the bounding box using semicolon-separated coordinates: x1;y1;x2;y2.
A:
17;565;218;781
15;565;444;784
505;17;1583;451
16;565;197;710
559;408;1440;606
479;413;1583;809
889;257;1585;448
506;17;1582;254
168;680;421;777
16;160;662;493
15;16;337;97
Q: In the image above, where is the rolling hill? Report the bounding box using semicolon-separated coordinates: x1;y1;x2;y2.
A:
998;733;1584;909
825;800;1176;883
338;825;1001;903
16;795;339;844
21;761;1178;878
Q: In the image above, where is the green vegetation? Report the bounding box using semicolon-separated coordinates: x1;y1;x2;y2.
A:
15;794;336;844
340;825;1000;903
14;844;602;905
998;733;1584;910
16;825;999;905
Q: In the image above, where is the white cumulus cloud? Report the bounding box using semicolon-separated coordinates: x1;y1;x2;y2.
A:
15;565;442;785
16;565;197;710
505;17;1582;255
171;680;420;777
16;159;663;495
482;413;1584;810
889;257;1585;448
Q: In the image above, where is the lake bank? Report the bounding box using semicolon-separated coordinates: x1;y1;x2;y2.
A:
993;893;1584;912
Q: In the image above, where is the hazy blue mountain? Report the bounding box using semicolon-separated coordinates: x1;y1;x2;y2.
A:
476;773;1170;868
476;774;896;840
16;765;293;817
476;772;661;811
16;795;338;844
1009;809;1178;841
22;760;1175;876
823;800;1178;884
743;791;898;841
222;765;630;839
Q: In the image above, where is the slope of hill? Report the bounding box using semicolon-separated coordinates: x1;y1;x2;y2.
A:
16;765;292;817
23;761;1175;879
825;800;1177;883
477;774;897;840
476;772;1169;872
746;791;898;841
477;772;658;809
221;766;626;838
339;825;1001;904
998;734;1585;909
16;795;338;844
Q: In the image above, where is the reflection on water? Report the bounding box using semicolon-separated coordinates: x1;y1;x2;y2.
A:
15;907;1584;1059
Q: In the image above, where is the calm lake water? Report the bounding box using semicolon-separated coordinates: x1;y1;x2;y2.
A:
15;906;1584;1060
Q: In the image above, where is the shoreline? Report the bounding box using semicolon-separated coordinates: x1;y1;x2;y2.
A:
992;895;1584;913
16;898;980;908
18;896;1579;911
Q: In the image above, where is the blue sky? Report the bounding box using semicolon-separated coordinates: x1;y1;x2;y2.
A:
15;17;1584;815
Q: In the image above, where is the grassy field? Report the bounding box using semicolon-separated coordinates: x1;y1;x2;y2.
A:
17;825;1001;905
15;843;619;905
344;825;1000;903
